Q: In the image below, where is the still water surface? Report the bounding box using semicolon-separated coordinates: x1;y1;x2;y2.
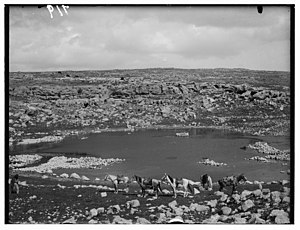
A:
18;128;291;182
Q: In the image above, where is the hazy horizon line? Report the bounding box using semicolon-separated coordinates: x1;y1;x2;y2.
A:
9;67;290;73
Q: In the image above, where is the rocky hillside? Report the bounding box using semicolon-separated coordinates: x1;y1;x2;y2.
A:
8;68;290;147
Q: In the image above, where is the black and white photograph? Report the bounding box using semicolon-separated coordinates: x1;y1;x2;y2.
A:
5;2;295;225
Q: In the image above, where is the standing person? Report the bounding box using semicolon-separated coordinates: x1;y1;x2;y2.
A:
10;174;19;195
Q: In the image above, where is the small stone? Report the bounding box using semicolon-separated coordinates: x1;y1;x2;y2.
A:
168;200;178;208
127;199;140;208
112;215;132;224
270;209;288;217
136;217;151;224
60;173;69;178
214;191;225;196
81;175;90;181
206;199;218;208
220;194;228;202
130;208;138;215
282;196;290;203
100;192;107;197
232;194;241;203
88;219;98;224
234;217;247;223
252;189;262;197
240;190;252;200
29;195;37;200
42;175;49;179
221;206;232;215
219;215;229;222
88;208;98;218
275;214;290;224
97;207;105;214
241;199;254;212
202;214;220;223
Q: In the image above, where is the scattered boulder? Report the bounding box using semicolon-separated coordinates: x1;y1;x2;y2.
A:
202;214;220;224
234;217;247;223
70;173;81;179
240;190;252;200
220;194;228;202
112;215;132;224
271;191;281;203
107;204;121;214
206;199;218;208
214;191;225;196
189;203;209;213
275;214;290;224
81;175;90;181
232;194;241;203
136;217;151;224
252;189;262;197
221;206;232;215
87;208;98;220
100;192;107;197
60;173;69;178
168;200;178;209
241;199;255;212
248;214;266;224
97;207;105;214
88;219;98;224
126;199;140;208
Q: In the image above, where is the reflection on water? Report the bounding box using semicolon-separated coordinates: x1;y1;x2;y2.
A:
10;128;290;182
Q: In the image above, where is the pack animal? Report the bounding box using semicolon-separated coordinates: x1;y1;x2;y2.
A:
132;175;162;197
161;173;199;198
218;174;247;194
200;174;213;191
104;174;130;194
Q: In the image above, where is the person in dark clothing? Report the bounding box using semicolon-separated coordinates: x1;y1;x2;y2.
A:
10;174;19;195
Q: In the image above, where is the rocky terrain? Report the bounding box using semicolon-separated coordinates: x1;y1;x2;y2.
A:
8;174;291;224
7;68;292;224
9;68;290;148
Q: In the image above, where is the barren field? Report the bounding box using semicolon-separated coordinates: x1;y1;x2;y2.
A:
7;68;292;224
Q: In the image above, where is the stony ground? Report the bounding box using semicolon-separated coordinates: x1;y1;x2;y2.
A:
8;174;291;224
7;68;292;224
9;68;290;148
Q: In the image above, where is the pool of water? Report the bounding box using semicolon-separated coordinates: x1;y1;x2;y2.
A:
15;128;291;182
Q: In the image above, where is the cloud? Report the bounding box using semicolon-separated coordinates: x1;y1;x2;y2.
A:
9;6;290;72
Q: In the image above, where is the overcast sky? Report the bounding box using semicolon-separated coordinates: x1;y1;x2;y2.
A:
9;6;291;72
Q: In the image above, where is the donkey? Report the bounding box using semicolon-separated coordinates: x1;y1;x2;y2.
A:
131;175;162;198
218;174;248;194
161;173;198;198
104;174;130;194
200;174;213;191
